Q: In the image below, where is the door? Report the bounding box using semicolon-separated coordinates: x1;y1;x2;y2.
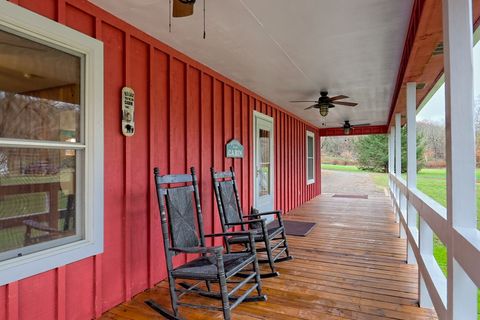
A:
253;112;275;223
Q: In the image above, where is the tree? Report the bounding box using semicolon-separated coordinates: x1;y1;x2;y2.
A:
354;128;425;173
417;121;445;162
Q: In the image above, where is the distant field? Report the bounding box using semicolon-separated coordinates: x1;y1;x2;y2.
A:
322;164;480;316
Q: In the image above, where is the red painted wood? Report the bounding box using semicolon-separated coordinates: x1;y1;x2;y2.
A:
6;282;18;320
19;272;56;319
18;0;56;19
319;125;388;137
57;0;66;24
94;255;103;318
147;45;155;288
123;32;133;301
150;49;169;281
213;79;224;245
233;89;242;229
129;36;149;295
201;73;214;245
57;266;66;320
65;4;95;37
241;93;249;216
100;21;125;309
66;258;94;320
2;1;322;318
0;285;5;320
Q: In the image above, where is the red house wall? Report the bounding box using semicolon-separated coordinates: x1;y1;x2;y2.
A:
1;1;321;319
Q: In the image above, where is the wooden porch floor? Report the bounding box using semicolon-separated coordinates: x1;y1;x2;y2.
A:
101;194;437;320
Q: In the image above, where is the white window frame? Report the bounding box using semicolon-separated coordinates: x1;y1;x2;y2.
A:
306;130;315;185
0;1;104;285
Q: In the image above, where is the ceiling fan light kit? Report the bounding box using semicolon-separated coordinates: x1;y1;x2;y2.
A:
169;0;207;39
290;90;358;119
341;120;370;135
319;104;329;117
343;121;351;135
172;0;195;17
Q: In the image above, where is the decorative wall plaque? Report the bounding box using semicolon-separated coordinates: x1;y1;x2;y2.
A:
225;139;244;158
122;87;135;136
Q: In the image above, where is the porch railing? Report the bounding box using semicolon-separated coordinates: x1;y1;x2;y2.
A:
386;1;480;319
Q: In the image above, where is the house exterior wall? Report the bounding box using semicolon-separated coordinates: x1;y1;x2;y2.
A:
1;0;321;319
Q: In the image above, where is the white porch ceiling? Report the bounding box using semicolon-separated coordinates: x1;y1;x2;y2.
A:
90;0;413;129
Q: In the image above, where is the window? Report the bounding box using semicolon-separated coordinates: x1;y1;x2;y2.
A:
0;1;103;285
306;131;315;184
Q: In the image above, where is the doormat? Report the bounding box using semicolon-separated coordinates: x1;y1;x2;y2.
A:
268;220;316;237
332;194;368;199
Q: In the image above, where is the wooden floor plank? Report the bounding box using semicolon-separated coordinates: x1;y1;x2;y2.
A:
100;194;438;319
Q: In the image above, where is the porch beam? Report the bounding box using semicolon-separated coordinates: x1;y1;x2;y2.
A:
406;82;418;264
390;126;399;222
442;0;477;319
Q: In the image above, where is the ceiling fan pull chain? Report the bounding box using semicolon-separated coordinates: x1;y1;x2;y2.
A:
203;0;206;39
169;0;172;33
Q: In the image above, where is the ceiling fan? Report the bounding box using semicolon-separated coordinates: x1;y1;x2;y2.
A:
169;0;207;39
341;120;370;135
290;91;358;117
172;0;196;17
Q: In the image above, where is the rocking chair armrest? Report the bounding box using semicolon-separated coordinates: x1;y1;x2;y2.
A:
204;231;253;238
205;231;257;254
169;246;223;255
248;210;285;227
249;210;282;217
225;218;265;226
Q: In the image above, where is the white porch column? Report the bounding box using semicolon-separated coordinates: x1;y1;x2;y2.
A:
406;82;417;264
389;129;397;212
395;113;406;238
443;0;477;319
388;129;394;189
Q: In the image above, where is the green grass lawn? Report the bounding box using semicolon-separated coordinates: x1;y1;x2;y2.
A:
322;164;480;316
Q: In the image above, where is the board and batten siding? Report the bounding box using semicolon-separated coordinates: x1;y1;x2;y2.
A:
1;1;321;319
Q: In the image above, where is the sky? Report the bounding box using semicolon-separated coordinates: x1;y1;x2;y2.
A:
416;39;480;124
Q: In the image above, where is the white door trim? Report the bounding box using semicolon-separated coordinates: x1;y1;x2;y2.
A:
252;111;275;215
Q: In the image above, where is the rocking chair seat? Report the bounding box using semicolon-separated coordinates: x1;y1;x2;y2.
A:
227;226;284;244
172;252;255;280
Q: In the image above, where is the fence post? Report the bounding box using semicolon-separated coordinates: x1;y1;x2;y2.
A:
395;113;406;238
406;82;418;264
443;0;477;318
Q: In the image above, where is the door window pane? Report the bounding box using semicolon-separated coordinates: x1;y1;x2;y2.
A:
308;158;314;180
306;131;315;183
258;128;270;196
308;135;314;158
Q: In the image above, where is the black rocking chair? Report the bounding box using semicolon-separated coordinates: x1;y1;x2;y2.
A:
211;167;293;279
146;167;266;320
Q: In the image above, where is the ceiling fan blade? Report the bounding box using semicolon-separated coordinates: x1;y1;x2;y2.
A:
304;105;317;110
290;100;317;103
329;95;349;101
352;123;370;127
173;0;194;17
332;101;358;107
